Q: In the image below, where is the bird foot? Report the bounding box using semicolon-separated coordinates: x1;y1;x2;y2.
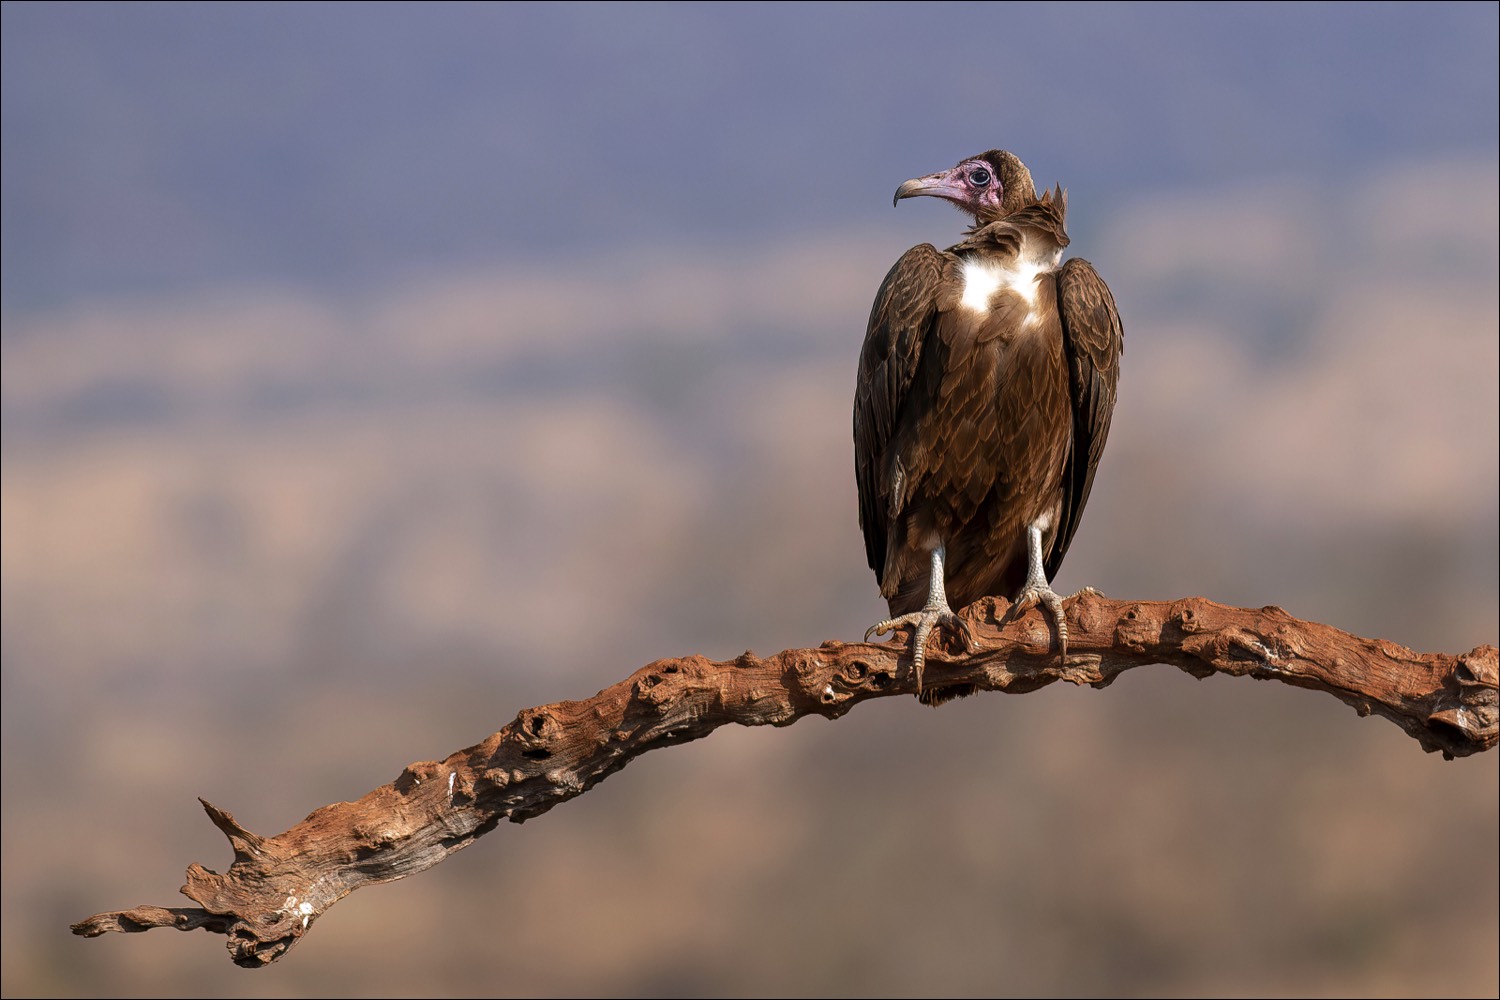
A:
865;606;976;693
1006;581;1070;660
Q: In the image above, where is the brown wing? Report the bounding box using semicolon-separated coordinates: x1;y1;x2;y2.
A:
853;243;946;582
1046;256;1123;579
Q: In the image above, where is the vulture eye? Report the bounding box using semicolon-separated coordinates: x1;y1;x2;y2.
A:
969;167;992;186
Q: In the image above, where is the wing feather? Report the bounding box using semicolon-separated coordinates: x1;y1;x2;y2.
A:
853;243;945;580
1047;256;1123;578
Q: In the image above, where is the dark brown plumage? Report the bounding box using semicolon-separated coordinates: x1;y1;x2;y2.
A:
855;150;1122;700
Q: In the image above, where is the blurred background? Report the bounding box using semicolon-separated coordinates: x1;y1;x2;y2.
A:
3;3;1496;996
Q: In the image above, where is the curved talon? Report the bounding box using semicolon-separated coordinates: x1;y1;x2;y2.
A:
1011;582;1069;660
864;606;972;693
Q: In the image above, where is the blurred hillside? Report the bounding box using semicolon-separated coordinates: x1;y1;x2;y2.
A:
3;4;1497;998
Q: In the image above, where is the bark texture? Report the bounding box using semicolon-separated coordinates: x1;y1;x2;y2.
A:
72;593;1498;967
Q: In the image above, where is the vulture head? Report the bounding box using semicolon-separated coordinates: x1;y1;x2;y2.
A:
892;149;1037;223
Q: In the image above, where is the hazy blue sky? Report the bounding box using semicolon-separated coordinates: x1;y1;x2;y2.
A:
4;2;1497;313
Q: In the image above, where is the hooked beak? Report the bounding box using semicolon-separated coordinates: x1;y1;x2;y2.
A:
893;169;966;208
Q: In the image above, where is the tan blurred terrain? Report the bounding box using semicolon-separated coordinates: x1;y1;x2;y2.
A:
3;162;1497;997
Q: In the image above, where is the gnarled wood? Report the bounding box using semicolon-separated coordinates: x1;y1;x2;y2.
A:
72;592;1497;967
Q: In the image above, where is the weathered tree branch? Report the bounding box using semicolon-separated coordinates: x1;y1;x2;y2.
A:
73;592;1497;967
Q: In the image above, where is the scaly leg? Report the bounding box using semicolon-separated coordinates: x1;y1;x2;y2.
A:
1008;521;1069;659
864;545;974;693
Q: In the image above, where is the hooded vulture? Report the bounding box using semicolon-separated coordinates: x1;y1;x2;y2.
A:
854;149;1123;699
